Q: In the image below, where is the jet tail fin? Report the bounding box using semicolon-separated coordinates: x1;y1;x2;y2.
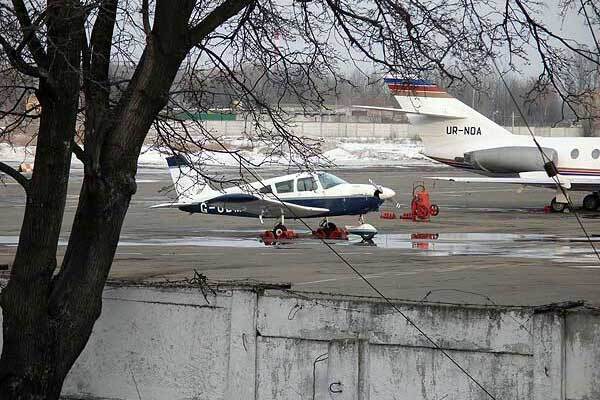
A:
383;78;516;163
166;154;217;202
384;78;469;119
384;78;513;138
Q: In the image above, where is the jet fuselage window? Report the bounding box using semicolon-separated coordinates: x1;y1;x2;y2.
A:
593;149;600;159
571;149;579;159
275;180;294;193
259;185;272;194
318;173;347;189
297;177;318;192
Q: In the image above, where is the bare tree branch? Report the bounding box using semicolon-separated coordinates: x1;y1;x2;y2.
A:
141;0;151;38
188;0;254;45
0;161;30;192
72;142;86;164
11;0;48;72
0;34;41;77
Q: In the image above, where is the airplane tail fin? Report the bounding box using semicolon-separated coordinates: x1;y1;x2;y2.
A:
384;78;468;119
384;78;514;160
166;154;217;202
384;78;513;135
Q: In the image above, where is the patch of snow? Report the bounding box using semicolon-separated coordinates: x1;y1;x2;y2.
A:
2;138;443;171
0;143;35;164
320;139;432;167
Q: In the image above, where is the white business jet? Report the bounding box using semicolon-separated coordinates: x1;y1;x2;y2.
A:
152;155;395;238
358;78;600;212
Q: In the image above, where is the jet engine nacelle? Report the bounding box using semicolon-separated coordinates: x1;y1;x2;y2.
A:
464;146;558;174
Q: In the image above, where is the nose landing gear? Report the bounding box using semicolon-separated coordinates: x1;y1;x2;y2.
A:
550;197;568;213
549;189;571;213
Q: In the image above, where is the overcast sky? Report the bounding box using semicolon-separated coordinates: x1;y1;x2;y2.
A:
496;1;598;76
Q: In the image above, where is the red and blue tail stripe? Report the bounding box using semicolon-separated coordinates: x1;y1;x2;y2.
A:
384;78;450;98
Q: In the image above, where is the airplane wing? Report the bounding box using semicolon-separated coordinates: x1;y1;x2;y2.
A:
152;193;330;218
428;172;600;190
150;202;195;209
205;193;329;218
429;176;562;189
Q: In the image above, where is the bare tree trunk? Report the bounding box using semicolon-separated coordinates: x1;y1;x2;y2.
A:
0;97;76;398
0;4;191;397
0;2;83;397
0;0;253;396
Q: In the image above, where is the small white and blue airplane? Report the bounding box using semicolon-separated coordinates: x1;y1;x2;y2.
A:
152;154;396;238
358;78;600;212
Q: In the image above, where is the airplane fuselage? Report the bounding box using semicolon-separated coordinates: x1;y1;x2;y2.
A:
178;193;383;218
378;77;600;210
419;116;600;187
178;181;385;218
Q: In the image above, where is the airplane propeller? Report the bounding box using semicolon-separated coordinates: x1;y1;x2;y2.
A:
369;178;383;198
369;178;398;205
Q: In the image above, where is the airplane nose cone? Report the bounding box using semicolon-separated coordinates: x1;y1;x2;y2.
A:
379;187;396;200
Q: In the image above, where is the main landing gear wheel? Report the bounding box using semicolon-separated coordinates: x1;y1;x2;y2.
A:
550;197;567;213
583;194;600;211
319;219;337;233
273;223;287;238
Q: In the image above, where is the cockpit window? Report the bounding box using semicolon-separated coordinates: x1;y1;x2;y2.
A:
318;173;347;189
259;185;272;194
275;180;294;193
297;177;318;192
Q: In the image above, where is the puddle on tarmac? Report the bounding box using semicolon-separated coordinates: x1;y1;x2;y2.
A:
1;232;600;263
119;237;266;248
347;232;597;261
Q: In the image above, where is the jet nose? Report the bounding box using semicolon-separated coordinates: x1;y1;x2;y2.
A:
379;187;396;200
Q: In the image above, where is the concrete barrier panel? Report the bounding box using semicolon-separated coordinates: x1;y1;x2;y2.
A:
370;344;532;400
256;336;329;400
1;284;599;399
62;287;232;400
565;311;600;400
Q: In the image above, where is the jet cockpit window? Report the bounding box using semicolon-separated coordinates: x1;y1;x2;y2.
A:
297;177;318;192
318;173;347;189
259;185;272;194
275;180;294;193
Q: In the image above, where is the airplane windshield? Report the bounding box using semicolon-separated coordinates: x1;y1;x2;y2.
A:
318;173;347;189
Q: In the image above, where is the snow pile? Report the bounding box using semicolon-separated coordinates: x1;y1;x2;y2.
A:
321;139;430;167
2;138;441;170
0;143;36;164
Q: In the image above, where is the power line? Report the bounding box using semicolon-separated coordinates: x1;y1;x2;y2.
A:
488;56;600;265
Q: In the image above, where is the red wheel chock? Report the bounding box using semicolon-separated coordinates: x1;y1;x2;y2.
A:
312;227;348;240
260;229;298;245
380;210;397;219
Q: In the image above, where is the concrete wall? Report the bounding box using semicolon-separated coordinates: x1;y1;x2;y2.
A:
1;285;599;399
198;120;584;140
508;125;586;137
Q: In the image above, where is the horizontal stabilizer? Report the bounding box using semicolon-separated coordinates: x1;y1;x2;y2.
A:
353;105;465;119
383;78;467;119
